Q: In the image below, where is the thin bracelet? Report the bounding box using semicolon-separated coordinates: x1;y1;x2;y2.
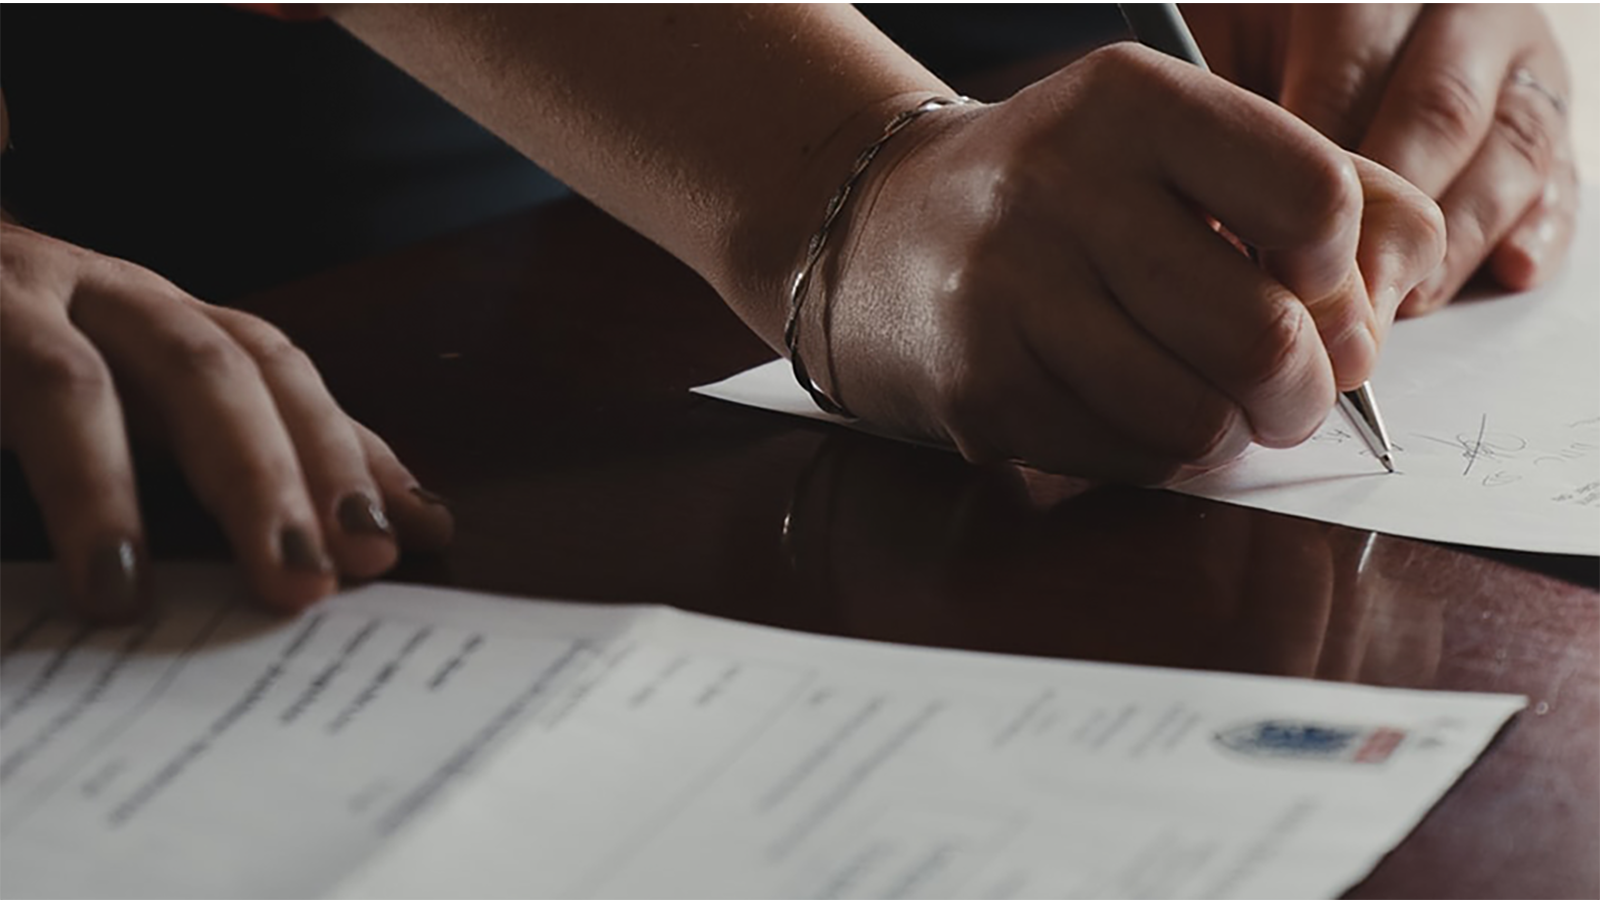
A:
785;95;977;418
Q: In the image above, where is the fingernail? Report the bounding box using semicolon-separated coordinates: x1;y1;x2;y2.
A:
86;538;145;621
337;493;392;537
279;526;333;574
409;485;449;507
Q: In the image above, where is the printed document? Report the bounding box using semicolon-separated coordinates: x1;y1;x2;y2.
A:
693;188;1600;556
2;564;1520;899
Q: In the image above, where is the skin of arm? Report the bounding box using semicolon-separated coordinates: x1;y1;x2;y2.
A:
329;4;948;351
331;4;1445;483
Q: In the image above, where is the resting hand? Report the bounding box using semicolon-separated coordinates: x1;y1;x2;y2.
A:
1186;4;1577;315
0;225;452;622
808;44;1444;482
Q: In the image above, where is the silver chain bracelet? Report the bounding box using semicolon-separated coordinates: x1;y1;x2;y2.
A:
784;95;977;418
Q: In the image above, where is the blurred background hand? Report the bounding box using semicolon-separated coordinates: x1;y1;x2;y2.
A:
1186;4;1578;315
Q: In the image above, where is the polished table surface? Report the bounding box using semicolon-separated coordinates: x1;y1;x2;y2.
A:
4;191;1595;898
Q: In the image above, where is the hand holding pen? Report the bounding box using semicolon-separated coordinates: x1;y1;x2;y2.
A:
806;40;1443;482
1121;3;1400;472
1118;4;1577;473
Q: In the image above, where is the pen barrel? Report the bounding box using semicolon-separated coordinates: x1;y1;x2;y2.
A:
1339;384;1393;457
1118;4;1209;70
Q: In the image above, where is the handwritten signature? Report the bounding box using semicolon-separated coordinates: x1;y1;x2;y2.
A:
1412;414;1524;476
1409;414;1598;486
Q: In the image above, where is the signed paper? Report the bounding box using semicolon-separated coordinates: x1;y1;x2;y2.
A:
2;565;1521;899
694;188;1600;556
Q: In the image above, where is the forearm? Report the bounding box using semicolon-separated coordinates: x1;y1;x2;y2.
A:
329;3;948;345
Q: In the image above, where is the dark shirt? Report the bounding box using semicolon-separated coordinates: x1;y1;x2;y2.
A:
0;4;1123;301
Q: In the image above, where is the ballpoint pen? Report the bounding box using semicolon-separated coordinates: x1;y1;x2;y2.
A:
1118;3;1397;474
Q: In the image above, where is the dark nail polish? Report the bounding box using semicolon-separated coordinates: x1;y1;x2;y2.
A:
409;485;449;507
279;526;332;574
337;493;392;536
86;539;144;619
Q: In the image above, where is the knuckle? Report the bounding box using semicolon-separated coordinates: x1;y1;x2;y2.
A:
1311;283;1370;345
1170;398;1245;465
1079;42;1148;83
254;334;311;374
1404;194;1450;269
1369;179;1449;278
1450;191;1500;257
230;318;308;372
9;341;111;400
1233;298;1310;393
1076;42;1169;105
1408;187;1459;248
1;230;83;294
87;254;185;300
1291;152;1363;244
0;232;32;276
1296;61;1372;139
84;253;144;284
1403;70;1489;153
161;330;254;382
196;449;301;508
1492;96;1558;173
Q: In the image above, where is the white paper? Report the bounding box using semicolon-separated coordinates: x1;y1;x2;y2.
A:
0;565;648;899
693;188;1600;556
1;564;1515;899
337;596;1521;900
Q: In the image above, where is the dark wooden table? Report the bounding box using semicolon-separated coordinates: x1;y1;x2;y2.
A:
3;195;1596;898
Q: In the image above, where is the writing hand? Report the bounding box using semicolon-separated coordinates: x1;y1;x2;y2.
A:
812;44;1443;482
0;225;452;622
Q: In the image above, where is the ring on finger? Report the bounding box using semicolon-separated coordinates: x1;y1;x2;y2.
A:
1508;67;1568;119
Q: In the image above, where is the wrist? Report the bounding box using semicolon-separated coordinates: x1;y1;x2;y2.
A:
718;89;954;352
781;95;981;416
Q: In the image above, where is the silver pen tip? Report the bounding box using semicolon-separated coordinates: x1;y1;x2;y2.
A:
1380;454;1395;474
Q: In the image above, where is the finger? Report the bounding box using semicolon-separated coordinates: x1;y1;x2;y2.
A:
0;299;150;623
1084;182;1338;447
204;307;400;580
1398;60;1567;314
1347;155;1447;343
68;267;336;613
1277;4;1423;148
1014;243;1252;467
1358;5;1534;197
351;421;455;552
936;343;1193;485
1486;135;1580;294
1098;45;1363;305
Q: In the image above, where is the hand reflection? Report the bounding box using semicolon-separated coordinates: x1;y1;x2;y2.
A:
783;435;1442;686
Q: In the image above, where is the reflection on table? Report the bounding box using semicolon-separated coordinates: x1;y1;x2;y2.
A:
1;195;1594;899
